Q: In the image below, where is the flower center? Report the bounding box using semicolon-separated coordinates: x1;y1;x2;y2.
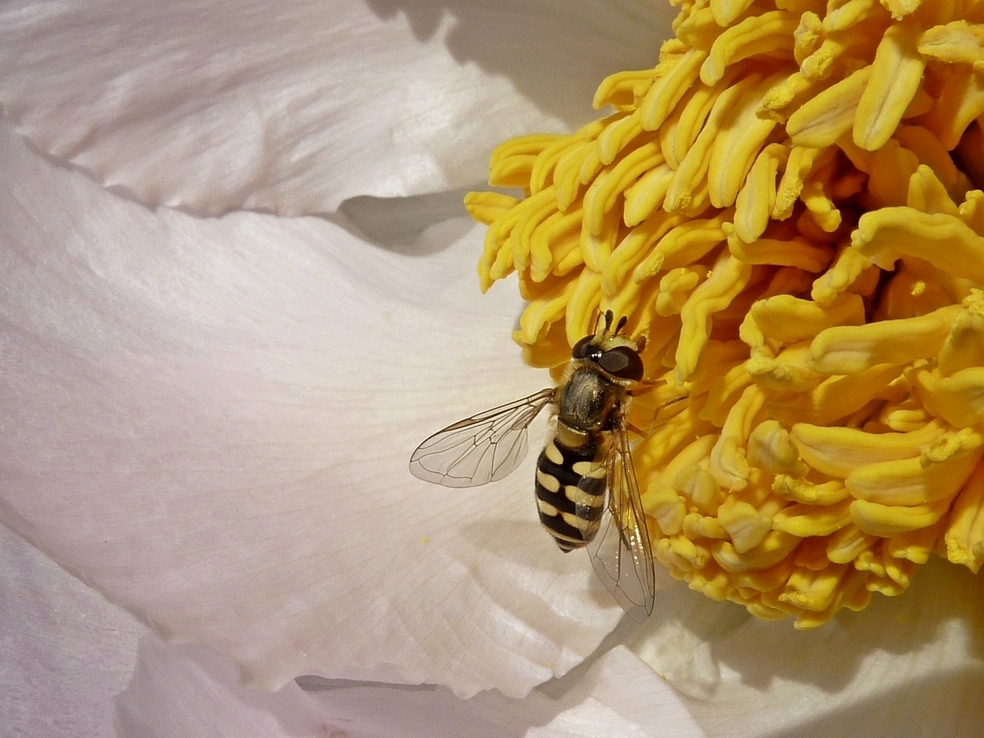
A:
466;0;984;627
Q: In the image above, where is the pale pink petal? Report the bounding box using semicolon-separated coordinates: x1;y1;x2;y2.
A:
0;0;674;215
0;118;626;699
537;646;707;738
116;637;705;738
117;639;326;738
0;524;147;738
632;561;984;736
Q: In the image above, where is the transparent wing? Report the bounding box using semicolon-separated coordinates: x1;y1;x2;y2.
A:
575;422;656;621
409;388;555;488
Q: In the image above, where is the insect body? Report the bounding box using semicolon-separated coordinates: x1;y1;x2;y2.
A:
409;312;656;620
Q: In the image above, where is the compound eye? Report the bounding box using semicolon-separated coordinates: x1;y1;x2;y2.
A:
599;346;644;381
571;335;595;359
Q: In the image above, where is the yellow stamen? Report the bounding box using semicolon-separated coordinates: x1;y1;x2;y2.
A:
917;20;984;65
854;21;925;151
467;0;984;626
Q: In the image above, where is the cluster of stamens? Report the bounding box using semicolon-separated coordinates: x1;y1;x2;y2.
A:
466;0;984;626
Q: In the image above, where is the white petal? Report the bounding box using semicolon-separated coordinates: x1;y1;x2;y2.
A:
0;119;625;699
537;646;707;738
0;0;674;215
117;638;705;738
531;701;653;738
632;560;984;736
117;638;327;738
0;524;147;738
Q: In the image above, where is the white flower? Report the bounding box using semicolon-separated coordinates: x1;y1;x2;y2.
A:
1;1;982;736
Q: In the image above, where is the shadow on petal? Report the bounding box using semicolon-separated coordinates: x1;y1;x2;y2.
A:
338;189;475;253
362;0;676;122
757;666;984;738
628;559;984;737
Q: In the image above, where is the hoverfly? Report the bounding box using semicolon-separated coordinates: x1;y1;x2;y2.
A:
409;311;656;621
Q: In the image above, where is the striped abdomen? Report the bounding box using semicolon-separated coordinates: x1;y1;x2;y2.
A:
534;434;607;552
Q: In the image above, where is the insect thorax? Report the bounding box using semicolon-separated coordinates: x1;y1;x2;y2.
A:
556;365;625;437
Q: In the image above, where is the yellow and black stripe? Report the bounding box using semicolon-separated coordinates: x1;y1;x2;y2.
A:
534;437;606;552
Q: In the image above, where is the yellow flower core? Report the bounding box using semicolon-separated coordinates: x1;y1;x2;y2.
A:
466;0;984;627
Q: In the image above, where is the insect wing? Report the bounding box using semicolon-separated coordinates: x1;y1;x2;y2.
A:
409;388;555;488
575;425;656;621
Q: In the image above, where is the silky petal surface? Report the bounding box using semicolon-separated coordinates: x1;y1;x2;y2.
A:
0;120;625;699
0;525;147;738
116;637;706;738
631;563;984;737
0;0;673;215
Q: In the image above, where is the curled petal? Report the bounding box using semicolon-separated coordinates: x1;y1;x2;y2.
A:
0;123;621;699
117;638;708;738
0;0;672;214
